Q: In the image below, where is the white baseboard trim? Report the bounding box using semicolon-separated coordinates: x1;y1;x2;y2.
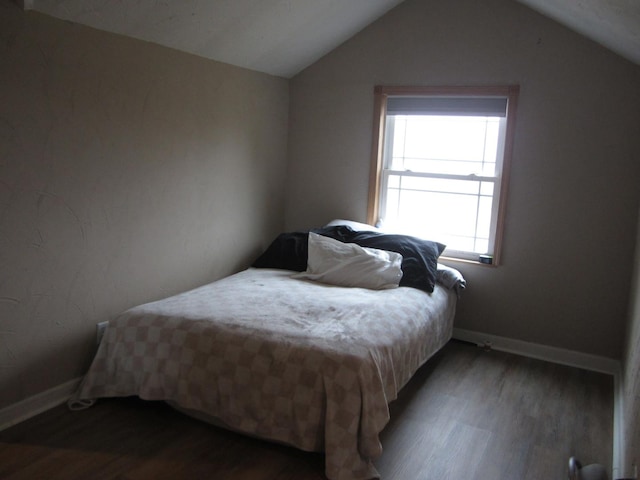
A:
0;377;82;432
612;373;625;480
452;327;620;375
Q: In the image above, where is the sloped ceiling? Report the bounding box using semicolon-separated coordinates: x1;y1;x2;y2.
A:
517;0;640;66
20;0;405;78
19;0;640;78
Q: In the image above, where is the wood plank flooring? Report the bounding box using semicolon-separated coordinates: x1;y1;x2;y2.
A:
0;340;613;480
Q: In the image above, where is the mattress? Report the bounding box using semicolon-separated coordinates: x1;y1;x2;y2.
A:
71;267;458;480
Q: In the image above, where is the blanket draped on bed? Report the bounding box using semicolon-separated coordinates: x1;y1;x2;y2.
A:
71;268;456;480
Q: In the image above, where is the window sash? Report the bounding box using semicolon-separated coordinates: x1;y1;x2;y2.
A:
380;170;499;260
383;169;497;183
386;115;503;176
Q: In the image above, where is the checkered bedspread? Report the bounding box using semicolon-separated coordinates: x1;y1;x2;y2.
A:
72;268;457;480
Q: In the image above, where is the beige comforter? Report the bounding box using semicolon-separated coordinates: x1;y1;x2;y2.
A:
72;268;457;480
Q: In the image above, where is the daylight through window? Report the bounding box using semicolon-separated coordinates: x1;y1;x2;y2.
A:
368;86;519;265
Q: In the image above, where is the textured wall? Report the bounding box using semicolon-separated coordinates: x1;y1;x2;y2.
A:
286;0;640;358
0;3;289;409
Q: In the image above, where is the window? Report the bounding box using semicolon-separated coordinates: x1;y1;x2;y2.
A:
367;86;519;265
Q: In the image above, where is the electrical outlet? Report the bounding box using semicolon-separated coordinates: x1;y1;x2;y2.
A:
96;321;108;347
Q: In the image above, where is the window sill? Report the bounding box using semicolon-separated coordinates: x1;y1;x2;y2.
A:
440;256;499;268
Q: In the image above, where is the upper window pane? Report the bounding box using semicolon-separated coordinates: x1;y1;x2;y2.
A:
389;115;500;176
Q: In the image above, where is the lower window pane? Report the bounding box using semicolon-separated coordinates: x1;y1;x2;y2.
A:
383;177;492;253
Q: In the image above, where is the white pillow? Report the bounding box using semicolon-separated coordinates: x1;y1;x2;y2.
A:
293;233;403;289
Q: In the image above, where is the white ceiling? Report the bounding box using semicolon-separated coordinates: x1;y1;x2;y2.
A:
21;0;405;78
20;0;640;78
517;0;640;66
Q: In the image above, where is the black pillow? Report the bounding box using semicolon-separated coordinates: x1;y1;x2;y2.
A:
252;225;445;293
252;231;309;272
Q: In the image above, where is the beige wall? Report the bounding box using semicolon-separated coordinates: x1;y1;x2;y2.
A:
0;3;289;409
286;0;640;358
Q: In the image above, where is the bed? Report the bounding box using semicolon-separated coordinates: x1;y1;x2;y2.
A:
69;223;465;480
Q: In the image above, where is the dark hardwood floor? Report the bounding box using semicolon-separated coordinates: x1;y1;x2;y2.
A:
0;341;613;480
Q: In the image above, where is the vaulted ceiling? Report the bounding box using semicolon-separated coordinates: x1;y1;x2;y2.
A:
19;0;640;78
518;0;640;67
20;0;405;78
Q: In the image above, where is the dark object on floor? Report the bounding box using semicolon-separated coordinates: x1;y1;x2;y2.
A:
569;457;608;480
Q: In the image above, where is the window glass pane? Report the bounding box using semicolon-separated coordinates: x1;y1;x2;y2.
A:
476;195;493;240
390;118;406;170
383;186;488;253
385;182;400;218
474;238;489;254
388;115;501;176
393;157;479;176
405;116;483;162
483;120;500;175
387;175;400;189
480;181;494;196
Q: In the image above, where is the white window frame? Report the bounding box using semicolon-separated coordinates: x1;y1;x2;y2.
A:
367;85;519;266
